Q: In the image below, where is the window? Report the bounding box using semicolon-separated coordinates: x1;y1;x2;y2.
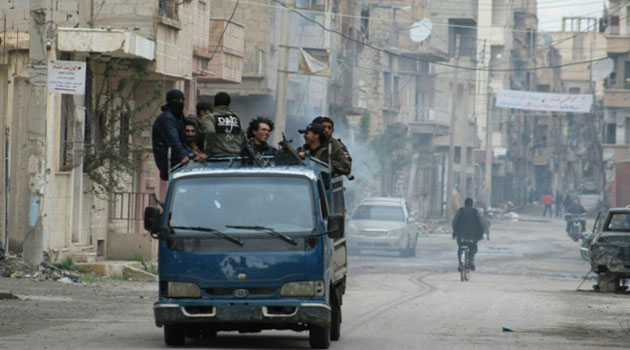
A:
568;87;581;94
625;60;630;89
159;0;178;20
448;19;477;57
360;7;370;40
60;94;75;171
626;118;630;145
606;123;617;144
611;15;620;35
490;45;504;67
537;84;550;92
454;146;461;164
535;124;548;147
384;72;392;107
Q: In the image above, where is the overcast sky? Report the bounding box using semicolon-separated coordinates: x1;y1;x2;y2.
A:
537;0;606;32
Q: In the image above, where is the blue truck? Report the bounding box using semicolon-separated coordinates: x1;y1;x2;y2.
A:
144;151;348;349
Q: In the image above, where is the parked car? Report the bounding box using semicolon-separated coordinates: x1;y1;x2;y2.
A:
589;208;630;292
347;197;418;257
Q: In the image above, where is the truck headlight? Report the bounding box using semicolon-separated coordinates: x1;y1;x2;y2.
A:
281;281;325;297
167;282;201;298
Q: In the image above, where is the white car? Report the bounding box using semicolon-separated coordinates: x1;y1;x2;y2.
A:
347;197;418;257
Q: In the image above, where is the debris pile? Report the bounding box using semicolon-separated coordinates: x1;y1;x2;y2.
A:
0;255;82;283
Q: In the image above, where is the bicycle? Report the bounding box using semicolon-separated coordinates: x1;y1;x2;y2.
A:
458;239;475;282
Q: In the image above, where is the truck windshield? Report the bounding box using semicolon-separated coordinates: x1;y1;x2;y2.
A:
169;176;315;234
352;205;404;222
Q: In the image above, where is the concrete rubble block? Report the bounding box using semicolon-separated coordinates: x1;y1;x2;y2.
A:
0;290;19;300
122;265;157;282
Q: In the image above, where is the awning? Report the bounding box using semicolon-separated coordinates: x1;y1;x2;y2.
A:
57;28;155;61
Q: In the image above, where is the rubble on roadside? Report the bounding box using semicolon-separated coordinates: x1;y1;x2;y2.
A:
0;254;82;283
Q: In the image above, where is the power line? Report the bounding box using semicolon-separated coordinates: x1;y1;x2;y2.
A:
272;0;615;73
212;0;600;34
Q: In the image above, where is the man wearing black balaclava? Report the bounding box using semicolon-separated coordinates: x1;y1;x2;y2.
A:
152;89;193;181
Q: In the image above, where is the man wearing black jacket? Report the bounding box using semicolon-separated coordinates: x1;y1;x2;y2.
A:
452;198;485;271
152;89;193;181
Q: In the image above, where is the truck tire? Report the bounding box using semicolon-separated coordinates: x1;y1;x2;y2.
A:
164;324;185;346
330;291;341;341
597;272;619;293
309;325;330;349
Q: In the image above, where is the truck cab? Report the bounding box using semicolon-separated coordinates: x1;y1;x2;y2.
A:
144;155;347;349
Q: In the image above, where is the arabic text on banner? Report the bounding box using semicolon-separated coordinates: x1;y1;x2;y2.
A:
495;89;593;113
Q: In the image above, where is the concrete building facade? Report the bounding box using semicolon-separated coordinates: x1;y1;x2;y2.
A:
0;0;238;263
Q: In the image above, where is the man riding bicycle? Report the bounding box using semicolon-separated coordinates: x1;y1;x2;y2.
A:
452;198;485;272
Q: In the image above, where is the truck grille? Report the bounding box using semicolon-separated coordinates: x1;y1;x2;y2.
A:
206;287;277;296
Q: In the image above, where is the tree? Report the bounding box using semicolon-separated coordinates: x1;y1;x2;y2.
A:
83;58;163;195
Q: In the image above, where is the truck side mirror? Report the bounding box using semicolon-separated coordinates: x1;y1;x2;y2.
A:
327;214;344;239
144;206;162;234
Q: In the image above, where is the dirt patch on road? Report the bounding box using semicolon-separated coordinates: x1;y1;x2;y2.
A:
524;323;630;347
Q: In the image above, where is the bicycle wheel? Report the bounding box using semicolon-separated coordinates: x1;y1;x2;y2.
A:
460;248;468;282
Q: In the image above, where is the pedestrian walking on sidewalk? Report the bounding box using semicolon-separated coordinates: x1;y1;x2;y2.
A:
542;192;553;217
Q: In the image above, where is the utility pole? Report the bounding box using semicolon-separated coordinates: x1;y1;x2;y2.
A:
446;39;460;221
272;0;294;146
23;0;48;266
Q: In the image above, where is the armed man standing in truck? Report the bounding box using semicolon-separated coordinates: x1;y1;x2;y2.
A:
297;123;350;176
201;92;246;157
311;116;352;173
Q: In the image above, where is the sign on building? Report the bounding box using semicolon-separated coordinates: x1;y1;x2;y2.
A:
495;89;593;113
47;60;87;95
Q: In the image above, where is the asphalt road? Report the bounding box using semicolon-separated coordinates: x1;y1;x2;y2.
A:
1;213;630;349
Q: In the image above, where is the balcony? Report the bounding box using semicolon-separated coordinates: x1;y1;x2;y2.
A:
606;35;630;54
196;19;245;84
604;89;630;108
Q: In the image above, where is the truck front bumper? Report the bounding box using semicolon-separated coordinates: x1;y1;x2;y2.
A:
154;299;330;329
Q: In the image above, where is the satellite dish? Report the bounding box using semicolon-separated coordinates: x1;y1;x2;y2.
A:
592;58;614;79
409;18;432;43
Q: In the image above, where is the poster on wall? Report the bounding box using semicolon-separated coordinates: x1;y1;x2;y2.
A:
47;60;86;95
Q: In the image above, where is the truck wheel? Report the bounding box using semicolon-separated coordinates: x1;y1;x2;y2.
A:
309;325;330;349
330;295;341;341
164;324;185;346
597;272;619;293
